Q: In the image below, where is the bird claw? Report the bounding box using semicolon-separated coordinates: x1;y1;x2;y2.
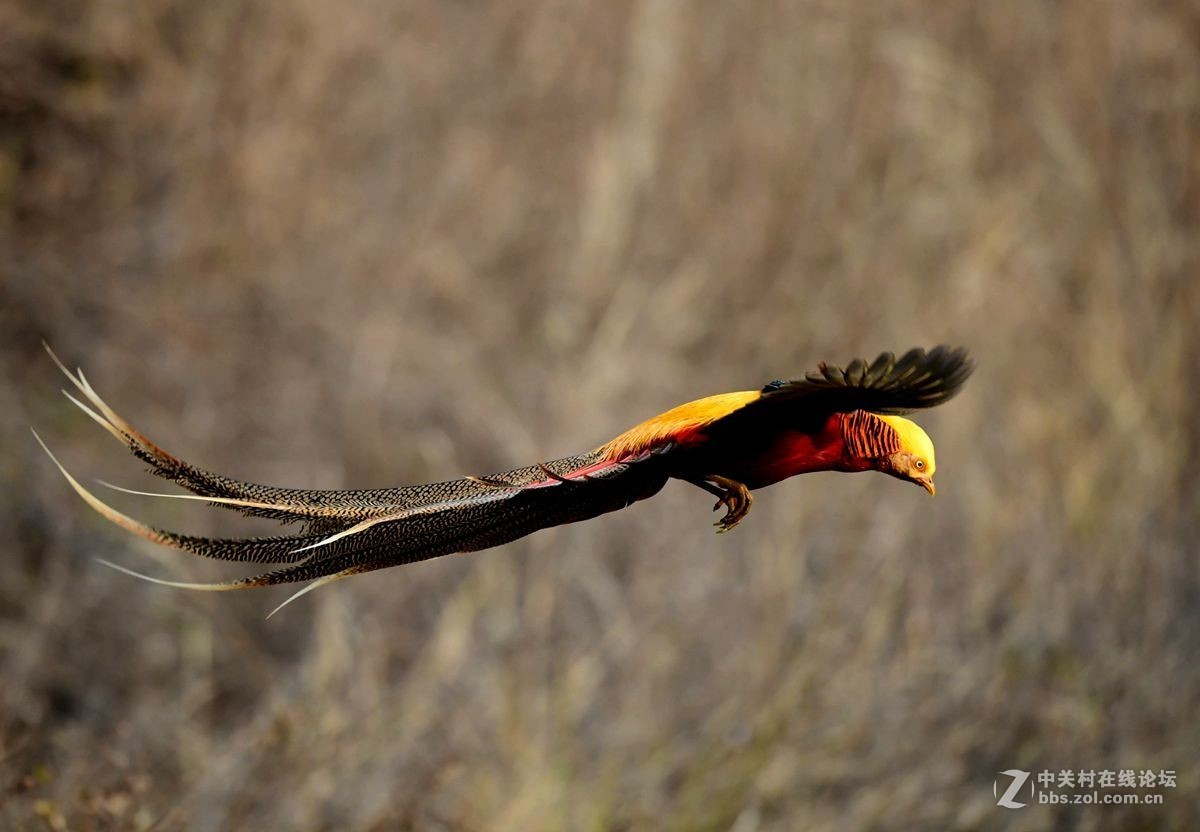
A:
686;475;754;532
710;480;753;533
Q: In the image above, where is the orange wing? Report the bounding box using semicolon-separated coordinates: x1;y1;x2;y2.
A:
598;390;761;461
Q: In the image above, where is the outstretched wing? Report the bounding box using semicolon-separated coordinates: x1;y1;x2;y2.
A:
40;347;671;607
701;345;974;438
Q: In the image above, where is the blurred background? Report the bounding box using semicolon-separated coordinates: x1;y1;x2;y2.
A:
2;1;1198;829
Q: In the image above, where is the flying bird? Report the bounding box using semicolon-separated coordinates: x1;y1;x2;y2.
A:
37;344;972;613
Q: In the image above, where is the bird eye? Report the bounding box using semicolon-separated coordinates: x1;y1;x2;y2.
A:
915;459;925;470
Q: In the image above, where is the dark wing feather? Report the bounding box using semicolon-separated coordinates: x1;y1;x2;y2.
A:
704;345;973;438
758;345;974;414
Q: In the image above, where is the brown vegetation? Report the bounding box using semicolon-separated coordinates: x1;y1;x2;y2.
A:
2;1;1198;829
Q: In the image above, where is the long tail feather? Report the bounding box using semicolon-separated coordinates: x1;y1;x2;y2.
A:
40;346;672;607
34;430;335;563
93;479;332;515
39;425;642;579
266;568;367;619
45;343;424;529
65;450;665;591
286;489;519;555
96;559;268;591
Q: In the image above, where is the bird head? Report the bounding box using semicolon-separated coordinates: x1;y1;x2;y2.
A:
875;414;937;496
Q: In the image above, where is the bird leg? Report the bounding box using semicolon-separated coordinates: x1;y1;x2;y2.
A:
686;475;754;533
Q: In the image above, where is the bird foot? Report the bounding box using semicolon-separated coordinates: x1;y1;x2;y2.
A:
706;476;753;533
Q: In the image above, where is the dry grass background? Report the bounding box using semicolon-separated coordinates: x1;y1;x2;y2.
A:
2;1;1199;829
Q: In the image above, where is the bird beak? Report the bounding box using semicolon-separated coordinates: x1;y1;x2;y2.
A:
917;477;935;496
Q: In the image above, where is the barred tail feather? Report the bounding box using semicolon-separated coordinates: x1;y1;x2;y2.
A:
40;346;672;612
43;424;666;601
45;343;424;529
46;344;636;538
89;466;664;609
35;430;330;563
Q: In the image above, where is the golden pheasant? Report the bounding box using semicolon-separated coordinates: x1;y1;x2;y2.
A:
37;345;972;611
